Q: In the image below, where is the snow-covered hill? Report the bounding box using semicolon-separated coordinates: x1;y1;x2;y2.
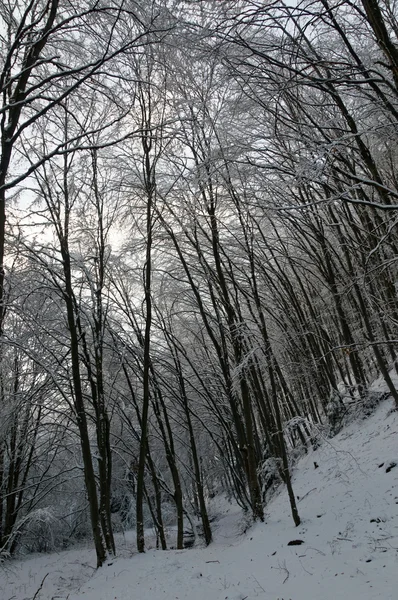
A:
2;398;397;600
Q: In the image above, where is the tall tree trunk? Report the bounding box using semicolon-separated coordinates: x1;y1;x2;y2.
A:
136;129;154;553
62;246;106;567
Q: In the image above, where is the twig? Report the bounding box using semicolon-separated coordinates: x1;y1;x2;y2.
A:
80;562;96;570
271;560;290;584
298;556;313;576
251;574;266;592
205;560;220;563
302;546;326;556
298;488;317;502
32;573;49;600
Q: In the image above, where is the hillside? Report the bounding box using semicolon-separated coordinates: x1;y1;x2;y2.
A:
1;397;397;600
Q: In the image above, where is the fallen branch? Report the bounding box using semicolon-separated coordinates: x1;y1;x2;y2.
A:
32;573;49;600
298;488;317;502
271;560;290;584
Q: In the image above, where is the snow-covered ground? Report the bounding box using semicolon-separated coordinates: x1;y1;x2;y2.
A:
1;398;397;600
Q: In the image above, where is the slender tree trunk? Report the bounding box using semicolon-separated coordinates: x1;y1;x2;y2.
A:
136;133;154;553
62;248;106;567
176;353;212;545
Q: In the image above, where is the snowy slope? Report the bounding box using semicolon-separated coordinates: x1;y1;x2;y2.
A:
1;398;397;600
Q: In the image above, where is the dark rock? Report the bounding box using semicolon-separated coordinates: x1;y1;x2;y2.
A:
287;539;304;546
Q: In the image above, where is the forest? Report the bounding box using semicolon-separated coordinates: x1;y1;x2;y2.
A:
0;0;398;569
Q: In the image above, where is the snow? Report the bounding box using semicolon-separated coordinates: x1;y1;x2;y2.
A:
2;399;398;600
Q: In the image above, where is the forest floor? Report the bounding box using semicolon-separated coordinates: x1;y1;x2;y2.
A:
1;396;398;600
